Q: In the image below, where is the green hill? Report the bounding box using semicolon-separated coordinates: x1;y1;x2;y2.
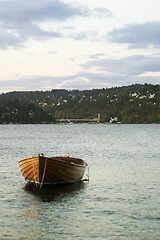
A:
0;84;160;124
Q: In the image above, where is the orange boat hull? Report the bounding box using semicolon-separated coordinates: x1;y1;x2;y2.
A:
19;155;87;185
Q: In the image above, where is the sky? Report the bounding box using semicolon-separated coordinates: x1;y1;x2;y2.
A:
0;0;160;93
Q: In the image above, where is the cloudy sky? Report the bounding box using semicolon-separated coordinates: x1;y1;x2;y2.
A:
0;0;160;93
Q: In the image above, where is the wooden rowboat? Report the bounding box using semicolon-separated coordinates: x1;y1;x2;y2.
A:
19;154;88;186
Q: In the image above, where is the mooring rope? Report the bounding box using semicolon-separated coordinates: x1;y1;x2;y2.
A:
32;156;37;185
83;164;89;182
40;157;47;188
86;164;89;181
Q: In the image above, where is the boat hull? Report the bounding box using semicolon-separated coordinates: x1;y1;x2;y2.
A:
19;155;87;185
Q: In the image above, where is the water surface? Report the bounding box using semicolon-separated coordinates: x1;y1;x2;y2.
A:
0;124;160;239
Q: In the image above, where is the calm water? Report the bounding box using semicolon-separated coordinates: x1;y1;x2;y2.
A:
0;124;160;240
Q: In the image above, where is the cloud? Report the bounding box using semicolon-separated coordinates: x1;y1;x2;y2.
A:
0;25;63;49
107;21;160;49
93;8;113;18
0;0;114;48
0;0;88;49
0;74;116;93
0;0;87;24
1;53;160;92
89;53;106;59
82;55;160;76
1;61;160;94
0;76;59;92
72;31;99;41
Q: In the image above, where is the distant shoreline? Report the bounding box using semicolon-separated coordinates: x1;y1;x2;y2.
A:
1;84;160;124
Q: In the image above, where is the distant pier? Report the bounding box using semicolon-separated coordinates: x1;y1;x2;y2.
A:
56;113;101;123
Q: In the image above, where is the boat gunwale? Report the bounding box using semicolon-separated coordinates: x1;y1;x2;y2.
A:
19;156;87;168
45;156;87;168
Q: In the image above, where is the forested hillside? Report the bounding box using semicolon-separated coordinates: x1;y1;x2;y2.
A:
0;84;160;124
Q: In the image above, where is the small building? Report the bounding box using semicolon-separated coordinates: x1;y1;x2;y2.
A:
110;117;118;123
149;94;155;99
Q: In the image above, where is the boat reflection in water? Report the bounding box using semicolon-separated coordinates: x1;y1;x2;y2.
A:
23;180;87;202
22;181;88;239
